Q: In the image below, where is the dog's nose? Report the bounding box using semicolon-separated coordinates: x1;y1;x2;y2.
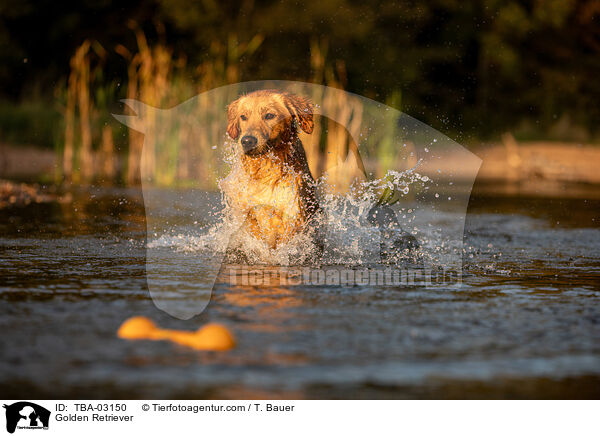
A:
241;135;258;153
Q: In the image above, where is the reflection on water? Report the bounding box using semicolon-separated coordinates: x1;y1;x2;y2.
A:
0;186;599;399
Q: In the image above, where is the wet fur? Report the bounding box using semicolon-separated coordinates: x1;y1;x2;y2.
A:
223;90;323;262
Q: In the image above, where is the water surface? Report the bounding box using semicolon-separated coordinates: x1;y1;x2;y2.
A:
0;187;599;399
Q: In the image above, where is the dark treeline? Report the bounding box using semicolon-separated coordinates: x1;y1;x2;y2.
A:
1;0;599;142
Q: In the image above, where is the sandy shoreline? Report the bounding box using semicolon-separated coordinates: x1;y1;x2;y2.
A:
1;141;599;198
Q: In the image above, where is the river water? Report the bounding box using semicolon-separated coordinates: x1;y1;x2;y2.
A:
0;186;598;399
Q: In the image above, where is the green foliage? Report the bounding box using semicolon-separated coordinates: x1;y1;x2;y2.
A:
0;0;599;146
0;100;61;149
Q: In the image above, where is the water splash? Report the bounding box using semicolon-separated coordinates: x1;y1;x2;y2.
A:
148;148;433;267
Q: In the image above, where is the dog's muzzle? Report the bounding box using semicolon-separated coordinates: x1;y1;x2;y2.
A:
241;135;259;154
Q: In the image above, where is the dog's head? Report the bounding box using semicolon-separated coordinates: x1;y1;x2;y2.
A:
226;90;314;156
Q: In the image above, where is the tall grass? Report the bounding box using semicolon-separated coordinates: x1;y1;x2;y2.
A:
58;31;402;189
59;29;265;186
304;38;366;192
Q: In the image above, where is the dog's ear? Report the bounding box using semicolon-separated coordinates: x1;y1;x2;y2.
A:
226;99;241;140
284;94;314;134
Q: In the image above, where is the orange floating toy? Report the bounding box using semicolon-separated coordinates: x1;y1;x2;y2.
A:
117;316;235;351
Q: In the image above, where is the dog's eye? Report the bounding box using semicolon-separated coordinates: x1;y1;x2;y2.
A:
264;113;275;120
240;115;247;121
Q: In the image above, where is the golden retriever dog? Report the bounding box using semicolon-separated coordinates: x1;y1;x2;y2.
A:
222;90;324;263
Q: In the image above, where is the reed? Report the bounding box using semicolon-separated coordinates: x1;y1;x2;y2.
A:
100;125;116;181
63;41;91;183
115;28;263;186
61;40;108;184
307;38;366;192
58;30;401;190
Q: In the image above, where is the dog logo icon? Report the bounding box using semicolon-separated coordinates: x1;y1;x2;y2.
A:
3;402;50;433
